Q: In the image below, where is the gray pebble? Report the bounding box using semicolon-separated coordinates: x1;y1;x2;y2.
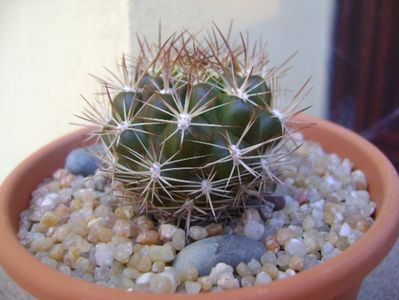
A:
173;235;266;276
65;144;104;176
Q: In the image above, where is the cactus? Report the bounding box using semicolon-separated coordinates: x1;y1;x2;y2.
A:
81;25;309;228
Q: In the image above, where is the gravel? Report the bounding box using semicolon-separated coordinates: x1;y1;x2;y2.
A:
17;133;376;294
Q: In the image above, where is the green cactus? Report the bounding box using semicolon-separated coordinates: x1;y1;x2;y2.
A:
82;26;308;227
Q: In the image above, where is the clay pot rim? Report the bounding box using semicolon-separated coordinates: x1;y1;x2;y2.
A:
1;115;399;300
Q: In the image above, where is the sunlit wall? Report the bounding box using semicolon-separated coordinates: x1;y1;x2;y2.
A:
0;0;334;181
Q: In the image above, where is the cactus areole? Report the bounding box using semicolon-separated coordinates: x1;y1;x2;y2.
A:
81;26;309;227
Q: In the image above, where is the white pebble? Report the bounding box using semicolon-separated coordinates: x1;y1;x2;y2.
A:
31;237;53;252
38;193;61;211
247;259;262;275
277;271;289;280
217;273;240;290
113;241;133;263
118;277;134;289
163;266;182;286
189;226;208;240
241;275;256;287
135;272;154;291
171;229;186;250
40;256;58;269
58;263;72;275
255;271;272;285
158;224;179;241
285;239;308;257
339;223;352;237
94;266;111;281
260;251;277;266
121;268;140;279
242;208;262;223
150;273;175;293
185;281;202;294
158;272;178;293
321;242;341;260
209;263;234;284
95;243;114;267
285;268;296;276
73;188;97;202
352;170;367;190
304;255;319;269
140;244;175;263
244;220;265;240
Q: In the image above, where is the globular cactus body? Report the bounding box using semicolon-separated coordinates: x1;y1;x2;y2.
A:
83;26;307;226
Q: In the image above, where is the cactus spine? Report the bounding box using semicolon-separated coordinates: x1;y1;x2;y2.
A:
81;26;309;227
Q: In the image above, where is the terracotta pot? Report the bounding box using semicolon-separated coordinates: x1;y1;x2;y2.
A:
1;115;398;300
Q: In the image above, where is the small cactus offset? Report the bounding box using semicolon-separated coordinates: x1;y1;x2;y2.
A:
81;25;309;227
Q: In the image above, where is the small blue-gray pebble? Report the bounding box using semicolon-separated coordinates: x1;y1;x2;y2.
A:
65;144;103;176
173;235;266;276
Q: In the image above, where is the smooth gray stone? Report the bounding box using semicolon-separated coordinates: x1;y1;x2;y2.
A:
65;144;103;176
173;235;266;276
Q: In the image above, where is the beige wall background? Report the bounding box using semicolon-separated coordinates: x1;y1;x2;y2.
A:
0;0;334;182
